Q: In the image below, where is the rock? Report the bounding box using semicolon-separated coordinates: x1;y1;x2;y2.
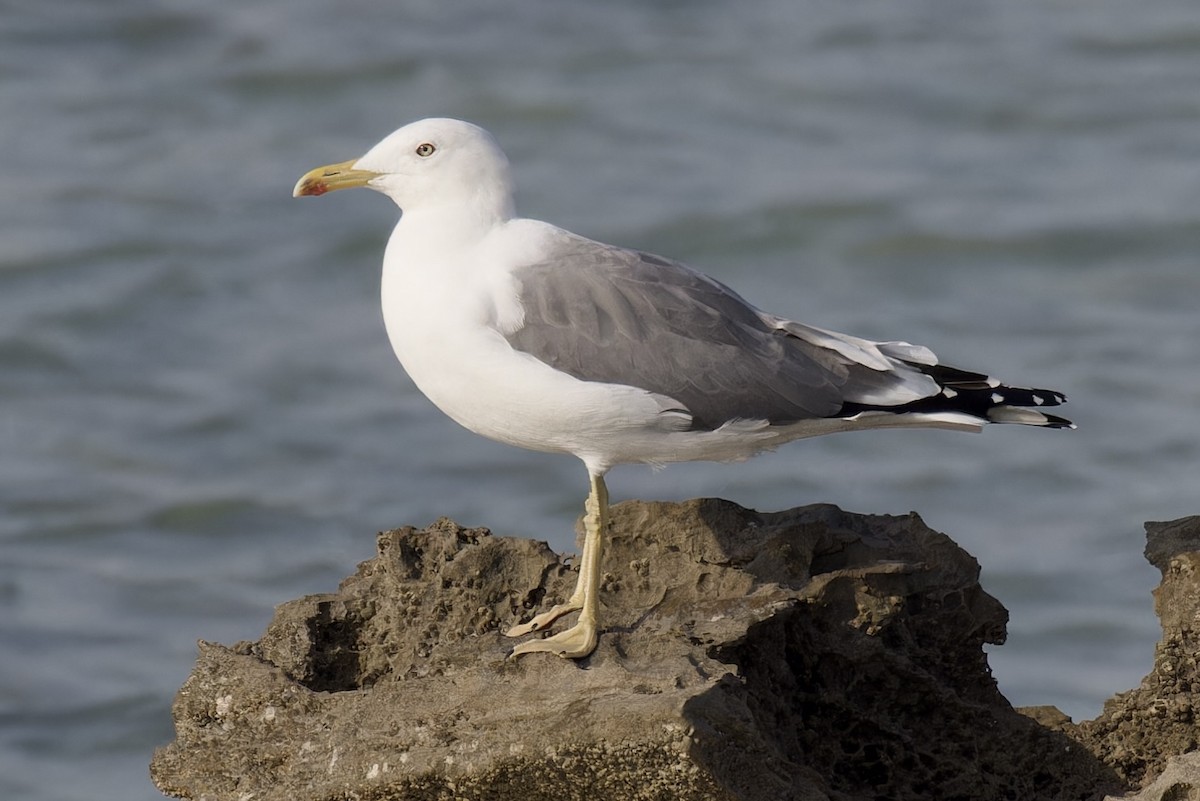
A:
1102;753;1200;801
1071;516;1200;788
151;500;1125;801
1020;704;1077;733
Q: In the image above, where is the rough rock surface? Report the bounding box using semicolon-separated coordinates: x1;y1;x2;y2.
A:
1101;753;1200;801
1073;516;1200;790
152;500;1200;801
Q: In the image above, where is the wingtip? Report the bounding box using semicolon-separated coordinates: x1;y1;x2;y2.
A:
985;406;1075;428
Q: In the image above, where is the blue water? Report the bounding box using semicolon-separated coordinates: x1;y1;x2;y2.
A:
3;2;1199;798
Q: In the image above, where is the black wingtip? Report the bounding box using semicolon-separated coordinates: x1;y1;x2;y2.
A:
1042;412;1076;430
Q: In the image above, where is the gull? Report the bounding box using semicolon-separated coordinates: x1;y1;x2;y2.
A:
293;118;1072;660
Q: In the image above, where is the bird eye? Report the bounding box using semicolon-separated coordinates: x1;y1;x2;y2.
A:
415;143;436;157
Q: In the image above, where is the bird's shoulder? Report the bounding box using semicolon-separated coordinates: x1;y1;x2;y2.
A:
490;219;761;326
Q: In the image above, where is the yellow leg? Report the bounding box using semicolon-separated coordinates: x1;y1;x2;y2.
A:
508;473;607;659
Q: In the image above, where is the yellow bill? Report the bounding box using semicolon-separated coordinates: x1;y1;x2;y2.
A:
292;159;380;197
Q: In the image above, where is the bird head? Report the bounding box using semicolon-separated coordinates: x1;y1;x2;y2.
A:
293;117;515;221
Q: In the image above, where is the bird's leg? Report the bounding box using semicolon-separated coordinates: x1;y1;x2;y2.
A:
508;473;607;659
504;496;595;638
504;556;589;638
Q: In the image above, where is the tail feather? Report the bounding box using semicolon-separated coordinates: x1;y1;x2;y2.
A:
838;362;1075;430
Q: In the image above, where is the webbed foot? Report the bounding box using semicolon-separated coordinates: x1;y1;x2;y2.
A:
508;618;598;660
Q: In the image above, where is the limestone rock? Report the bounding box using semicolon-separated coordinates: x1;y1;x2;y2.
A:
1102;753;1200;801
151;500;1123;800
1072;516;1200;788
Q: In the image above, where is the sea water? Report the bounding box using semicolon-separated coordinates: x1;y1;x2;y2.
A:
2;2;1199;798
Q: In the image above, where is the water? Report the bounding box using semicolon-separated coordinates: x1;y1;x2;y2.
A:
2;2;1198;798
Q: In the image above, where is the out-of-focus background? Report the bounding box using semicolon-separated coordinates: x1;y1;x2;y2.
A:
2;2;1198;798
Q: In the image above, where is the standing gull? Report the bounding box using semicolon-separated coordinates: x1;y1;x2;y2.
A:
294;118;1072;660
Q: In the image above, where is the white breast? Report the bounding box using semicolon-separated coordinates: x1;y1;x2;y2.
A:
378;218;680;469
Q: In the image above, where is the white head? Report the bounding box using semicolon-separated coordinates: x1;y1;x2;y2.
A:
294;118;515;221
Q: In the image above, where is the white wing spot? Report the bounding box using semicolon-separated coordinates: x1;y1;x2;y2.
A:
941;388;958;399
991;393;1004;404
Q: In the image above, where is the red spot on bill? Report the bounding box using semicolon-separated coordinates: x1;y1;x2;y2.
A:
296;179;328;196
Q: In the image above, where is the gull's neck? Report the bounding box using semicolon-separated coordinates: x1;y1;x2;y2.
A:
393;194;515;251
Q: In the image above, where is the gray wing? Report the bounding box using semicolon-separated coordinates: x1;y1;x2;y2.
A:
502;233;933;431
